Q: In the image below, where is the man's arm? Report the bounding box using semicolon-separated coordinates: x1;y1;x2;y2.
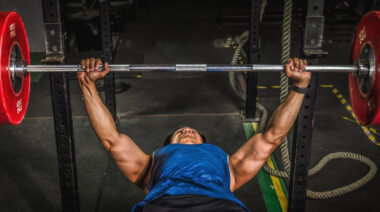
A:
229;58;310;191
78;58;151;187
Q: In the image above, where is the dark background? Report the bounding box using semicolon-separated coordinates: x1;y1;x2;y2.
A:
1;0;380;211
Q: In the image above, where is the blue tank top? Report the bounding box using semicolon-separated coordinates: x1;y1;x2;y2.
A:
131;143;250;212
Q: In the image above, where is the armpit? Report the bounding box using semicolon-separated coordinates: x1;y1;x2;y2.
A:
136;155;153;190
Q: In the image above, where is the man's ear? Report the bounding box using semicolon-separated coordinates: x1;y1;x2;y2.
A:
163;133;174;146
201;134;207;143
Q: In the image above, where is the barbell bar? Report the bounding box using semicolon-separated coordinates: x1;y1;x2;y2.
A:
18;64;363;73
0;11;379;126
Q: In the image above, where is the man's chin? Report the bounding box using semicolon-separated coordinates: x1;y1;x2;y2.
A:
179;139;197;144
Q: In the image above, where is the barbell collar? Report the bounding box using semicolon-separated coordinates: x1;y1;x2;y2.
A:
353;59;371;78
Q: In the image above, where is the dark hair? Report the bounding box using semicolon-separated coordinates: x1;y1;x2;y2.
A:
163;129;207;146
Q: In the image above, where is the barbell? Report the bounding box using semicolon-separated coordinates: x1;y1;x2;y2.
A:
0;11;379;126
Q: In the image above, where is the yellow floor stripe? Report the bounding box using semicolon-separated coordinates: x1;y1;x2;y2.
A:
251;122;259;132
320;84;334;88
250;123;287;212
342;116;380;136
266;157;288;211
331;87;380;146
257;86;268;89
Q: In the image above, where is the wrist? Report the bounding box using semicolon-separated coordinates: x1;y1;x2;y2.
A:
80;80;97;94
82;91;99;100
293;81;309;88
79;77;96;88
291;84;308;94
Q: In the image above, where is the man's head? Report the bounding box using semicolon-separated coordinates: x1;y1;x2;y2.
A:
164;126;207;146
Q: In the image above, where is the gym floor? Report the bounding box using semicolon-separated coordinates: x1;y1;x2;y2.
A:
1;1;380;211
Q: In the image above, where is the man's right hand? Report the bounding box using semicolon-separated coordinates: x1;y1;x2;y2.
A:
284;57;311;88
77;58;110;85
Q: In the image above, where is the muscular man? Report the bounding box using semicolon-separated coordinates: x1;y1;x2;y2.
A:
77;58;310;212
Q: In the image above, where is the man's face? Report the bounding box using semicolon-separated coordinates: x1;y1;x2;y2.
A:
170;127;204;145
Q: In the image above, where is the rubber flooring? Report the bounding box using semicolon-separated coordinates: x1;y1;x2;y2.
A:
1;2;380;212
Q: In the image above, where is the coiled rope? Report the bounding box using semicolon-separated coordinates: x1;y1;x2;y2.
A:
228;0;377;199
228;0;266;101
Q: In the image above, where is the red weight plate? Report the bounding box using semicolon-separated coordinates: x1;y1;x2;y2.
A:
349;11;380;125
0;12;30;125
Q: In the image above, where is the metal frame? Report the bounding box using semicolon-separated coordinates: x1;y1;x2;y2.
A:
246;0;261;119
99;0;117;121
42;0;80;211
288;0;326;211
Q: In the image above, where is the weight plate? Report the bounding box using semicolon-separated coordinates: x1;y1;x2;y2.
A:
349;11;380;125
0;12;30;125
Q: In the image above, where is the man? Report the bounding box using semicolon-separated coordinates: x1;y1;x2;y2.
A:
77;57;310;212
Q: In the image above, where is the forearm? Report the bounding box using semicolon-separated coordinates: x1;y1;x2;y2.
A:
79;80;118;149
264;89;305;144
230;58;311;191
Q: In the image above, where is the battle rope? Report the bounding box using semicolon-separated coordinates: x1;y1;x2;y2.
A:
263;0;377;199
257;101;377;199
228;0;377;199
228;0;267;101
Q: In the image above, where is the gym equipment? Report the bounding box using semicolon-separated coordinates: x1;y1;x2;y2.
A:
0;12;30;125
0;11;379;125
349;11;380;125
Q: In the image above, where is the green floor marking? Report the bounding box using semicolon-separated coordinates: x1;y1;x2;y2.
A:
243;122;284;212
269;154;288;199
